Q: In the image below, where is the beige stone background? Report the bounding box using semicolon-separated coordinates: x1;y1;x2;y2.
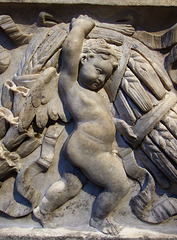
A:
0;1;177;239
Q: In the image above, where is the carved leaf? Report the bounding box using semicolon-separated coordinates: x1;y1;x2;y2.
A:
17;28;50;76
18;91;38;132
0;159;17;180
162;108;177;139
114;89;136;125
88;27;124;46
128;50;166;100
47;96;60;121
95;22;135;36
133;192;177;224
0;45;10;74
141;136;177;182
0;177;32;217
3;125;29;152
17;26;67;76
131;39;173;91
16;137;41;159
121;67;153;113
16;164;41;209
1;81;14;110
149;122;177;165
165;45;177;84
0;118;9;140
47;91;71;123
136;148;170;189
32;26;67;74
150;62;173;91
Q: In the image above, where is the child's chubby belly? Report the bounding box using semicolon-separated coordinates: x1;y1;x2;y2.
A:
65;121;115;168
76;119;115;146
65;115;116;163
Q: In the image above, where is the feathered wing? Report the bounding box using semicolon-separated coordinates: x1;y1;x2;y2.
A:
15;24;71;131
17;67;71;132
0;23;72;216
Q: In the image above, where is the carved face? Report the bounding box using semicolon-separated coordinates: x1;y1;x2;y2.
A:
78;53;114;91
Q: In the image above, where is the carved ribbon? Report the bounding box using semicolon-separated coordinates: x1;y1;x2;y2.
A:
0;15;33;45
133;23;177;50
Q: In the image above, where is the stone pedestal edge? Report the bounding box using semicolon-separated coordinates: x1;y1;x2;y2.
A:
0;0;176;6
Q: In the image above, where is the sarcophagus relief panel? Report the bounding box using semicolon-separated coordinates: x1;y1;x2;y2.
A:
0;2;176;238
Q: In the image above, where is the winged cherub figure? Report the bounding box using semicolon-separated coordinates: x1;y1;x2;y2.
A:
34;15;130;235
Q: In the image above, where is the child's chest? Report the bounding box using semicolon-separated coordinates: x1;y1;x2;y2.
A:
65;84;110;120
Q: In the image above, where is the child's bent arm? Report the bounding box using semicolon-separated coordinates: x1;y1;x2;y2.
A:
59;15;95;91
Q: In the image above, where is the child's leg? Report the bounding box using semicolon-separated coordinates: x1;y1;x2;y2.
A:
82;153;130;235
92;158;129;219
34;167;86;222
40;172;85;214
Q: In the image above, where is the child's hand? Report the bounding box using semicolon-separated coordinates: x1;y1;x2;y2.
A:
71;15;95;35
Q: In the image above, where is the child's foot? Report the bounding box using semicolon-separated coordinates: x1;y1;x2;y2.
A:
33;206;53;226
90;216;121;235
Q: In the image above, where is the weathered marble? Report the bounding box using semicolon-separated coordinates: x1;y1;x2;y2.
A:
0;1;177;239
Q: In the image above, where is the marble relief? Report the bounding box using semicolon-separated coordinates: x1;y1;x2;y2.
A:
0;11;176;236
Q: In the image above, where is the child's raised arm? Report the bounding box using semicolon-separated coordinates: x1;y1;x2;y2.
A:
59;15;95;90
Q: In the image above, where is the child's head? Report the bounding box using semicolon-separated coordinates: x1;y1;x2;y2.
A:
78;39;120;91
82;38;120;67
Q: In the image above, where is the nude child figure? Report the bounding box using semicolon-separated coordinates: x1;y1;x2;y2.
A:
34;15;130;235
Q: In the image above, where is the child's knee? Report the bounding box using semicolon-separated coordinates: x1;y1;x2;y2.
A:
46;180;67;201
110;178;130;199
119;178;130;198
68;177;83;197
124;179;130;195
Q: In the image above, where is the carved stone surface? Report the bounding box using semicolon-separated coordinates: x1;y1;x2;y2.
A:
0;1;177;239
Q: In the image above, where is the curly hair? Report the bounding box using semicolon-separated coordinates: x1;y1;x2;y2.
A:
82;38;121;68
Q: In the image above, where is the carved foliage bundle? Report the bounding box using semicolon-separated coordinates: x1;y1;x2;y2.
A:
0;12;176;229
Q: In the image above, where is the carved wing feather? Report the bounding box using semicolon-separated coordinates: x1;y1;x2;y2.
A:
12;24;71;132
18;67;71;132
